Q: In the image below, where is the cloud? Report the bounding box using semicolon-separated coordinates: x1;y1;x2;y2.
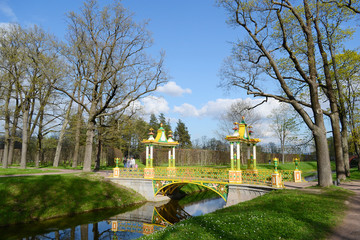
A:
156;81;192;97
174;103;200;117
0;1;17;22
174;98;281;119
141;96;170;115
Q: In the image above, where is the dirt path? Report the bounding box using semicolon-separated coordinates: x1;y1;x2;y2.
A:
328;180;360;240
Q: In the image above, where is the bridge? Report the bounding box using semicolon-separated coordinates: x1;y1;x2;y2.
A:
108;166;299;204
108;121;302;203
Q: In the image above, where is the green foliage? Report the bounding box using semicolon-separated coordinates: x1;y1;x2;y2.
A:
0;173;145;226
149;114;159;132
158;113;172;133
174;119;192;148
140;188;352;240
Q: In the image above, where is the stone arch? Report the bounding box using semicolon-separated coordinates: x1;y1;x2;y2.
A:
153;180;228;201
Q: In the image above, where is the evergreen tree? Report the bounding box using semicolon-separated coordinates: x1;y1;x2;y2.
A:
158;113;171;134
174;119;192;148
149;114;158;132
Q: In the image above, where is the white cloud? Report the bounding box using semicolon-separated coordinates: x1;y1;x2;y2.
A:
173;97;281;119
174;103;200;117
156;81;192;97
141;96;170;115
0;1;17;22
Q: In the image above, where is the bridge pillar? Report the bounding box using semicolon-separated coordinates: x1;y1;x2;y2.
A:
109;178;170;202
226;184;271;207
229;170;242;184
271;158;282;188
144;168;155;179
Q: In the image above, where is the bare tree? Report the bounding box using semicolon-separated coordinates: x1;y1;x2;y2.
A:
59;0;167;171
269;103;299;164
218;0;338;186
216;99;261;138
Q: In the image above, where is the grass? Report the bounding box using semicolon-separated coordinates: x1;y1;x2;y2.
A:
0;168;59;175
348;168;360;180
0;173;145;226
140;187;352;240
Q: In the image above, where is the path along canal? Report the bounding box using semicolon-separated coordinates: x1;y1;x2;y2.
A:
0;188;260;240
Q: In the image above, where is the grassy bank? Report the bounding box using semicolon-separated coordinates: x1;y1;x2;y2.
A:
0;168;59;175
140;187;352;240
0;173;145;226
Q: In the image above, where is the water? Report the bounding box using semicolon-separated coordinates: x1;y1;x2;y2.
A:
0;191;227;240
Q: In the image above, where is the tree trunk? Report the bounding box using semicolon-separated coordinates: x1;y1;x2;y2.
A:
83;120;95;172
20;104;30;169
35;133;42;167
2;86;12;168
313;125;333;187
94;133;101;171
281;142;285;164
92;222;99;240
340;115;350;177
8;109;20;166
35;111;45;168
329;114;346;180
54;100;73;167
72;102;84;168
2;116;10;169
80;224;88;240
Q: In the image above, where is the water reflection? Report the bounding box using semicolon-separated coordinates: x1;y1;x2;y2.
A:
1;192;226;240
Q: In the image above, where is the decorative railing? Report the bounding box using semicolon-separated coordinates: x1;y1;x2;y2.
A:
154;167;229;183
242;169;272;185
112;168;144;178
112;167;300;187
279;170;295;182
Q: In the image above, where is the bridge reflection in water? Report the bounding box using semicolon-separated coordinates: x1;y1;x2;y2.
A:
108;193;227;238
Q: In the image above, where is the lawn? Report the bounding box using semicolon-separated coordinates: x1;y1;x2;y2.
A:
0;168;59;175
0;173;145;226
140;187;352;240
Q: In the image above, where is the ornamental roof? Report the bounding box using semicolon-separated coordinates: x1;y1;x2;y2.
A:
225;117;261;144
141;123;179;146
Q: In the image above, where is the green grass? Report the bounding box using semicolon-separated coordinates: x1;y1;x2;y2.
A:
140;187;352;240
0;168;59;175
0;173;145;226
348;168;360;180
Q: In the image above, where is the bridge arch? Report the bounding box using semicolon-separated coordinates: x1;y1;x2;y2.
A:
152;180;229;201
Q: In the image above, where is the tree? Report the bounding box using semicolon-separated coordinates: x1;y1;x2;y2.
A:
174;119;192;148
218;0;342;186
149;114;158;131
0;24;62;169
158;113;172;133
60;0;167;171
269;103;299;164
217;99;261;138
335;50;360;168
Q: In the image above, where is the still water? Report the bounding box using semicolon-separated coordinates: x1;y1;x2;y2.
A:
1;191;226;240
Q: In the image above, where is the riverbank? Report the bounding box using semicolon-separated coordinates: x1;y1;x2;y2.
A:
140;187;353;240
0;173;145;226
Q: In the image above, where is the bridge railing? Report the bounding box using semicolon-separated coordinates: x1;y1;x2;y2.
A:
154;167;229;183
111;168;144;178
242;169;272;185
111;167;297;186
279;170;295;182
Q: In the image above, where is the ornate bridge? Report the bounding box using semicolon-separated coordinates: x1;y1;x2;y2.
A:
109;166;300;202
109;121;302;202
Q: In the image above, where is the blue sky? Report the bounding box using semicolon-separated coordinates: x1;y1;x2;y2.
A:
2;0;344;144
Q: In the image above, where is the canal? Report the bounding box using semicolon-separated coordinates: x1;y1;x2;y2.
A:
0;189;256;240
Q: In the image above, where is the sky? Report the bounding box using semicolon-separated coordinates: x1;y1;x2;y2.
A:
1;0;344;145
